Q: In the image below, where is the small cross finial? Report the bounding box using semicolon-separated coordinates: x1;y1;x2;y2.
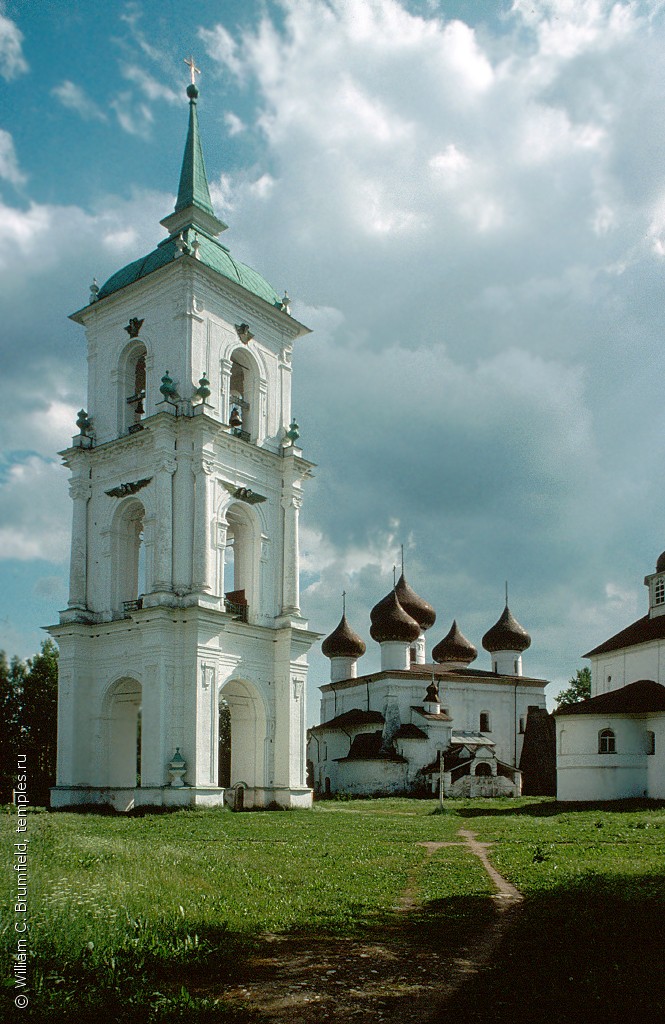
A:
184;55;201;85
505;580;509;606
401;544;404;575
393;565;397;587
342;590;346;615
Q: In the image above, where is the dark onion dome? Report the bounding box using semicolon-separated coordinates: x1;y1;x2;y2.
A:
321;614;366;660
394;573;436;631
425;680;440;703
432;620;477;665
482;605;531;653
370;589;421;644
656;551;665;573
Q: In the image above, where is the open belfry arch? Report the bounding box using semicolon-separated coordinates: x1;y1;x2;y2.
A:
49;66;319;811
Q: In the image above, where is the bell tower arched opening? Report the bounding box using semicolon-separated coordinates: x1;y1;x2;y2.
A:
103;677;142;788
219;679;266;794
118;341;147;435
229;347;262;442
111;499;147;616
223;502;258;620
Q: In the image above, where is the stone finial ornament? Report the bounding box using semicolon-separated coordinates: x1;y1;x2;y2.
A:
89;278;99;303
196;373;211;401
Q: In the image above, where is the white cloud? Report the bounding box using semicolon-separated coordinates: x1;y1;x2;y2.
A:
0;129;25;185
0;457;69;562
0;11;27;81
110;92;154;137
51;80;107;121
198;23;242;78
224;112;245;136
122;65;179;104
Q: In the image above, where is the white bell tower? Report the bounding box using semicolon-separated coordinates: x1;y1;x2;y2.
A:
49;72;318;811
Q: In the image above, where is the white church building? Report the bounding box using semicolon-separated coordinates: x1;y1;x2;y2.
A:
308;575;553;798
556;550;665;801
49;74;318;811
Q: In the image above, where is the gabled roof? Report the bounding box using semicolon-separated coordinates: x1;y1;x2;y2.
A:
393;723;428;740
555;679;665;716
334;731;407;763
584;614;665;658
310;709;385;732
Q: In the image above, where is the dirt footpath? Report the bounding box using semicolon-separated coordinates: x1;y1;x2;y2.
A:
212;829;523;1023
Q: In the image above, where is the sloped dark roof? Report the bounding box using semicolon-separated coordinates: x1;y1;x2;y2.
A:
393;723;428;740
335;731;407;763
584;614;665;657
555;679;665;716
321;614;366;660
657;551;665;573
394;573;436;631
310;709;384;732
411;705;452;721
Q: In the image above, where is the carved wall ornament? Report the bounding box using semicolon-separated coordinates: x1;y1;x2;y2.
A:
222;482;267;504
235;323;254;345
105;477;152;498
124;317;144;338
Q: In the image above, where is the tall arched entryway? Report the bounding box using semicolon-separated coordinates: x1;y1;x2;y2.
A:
219;679;267;795
103;677;142;788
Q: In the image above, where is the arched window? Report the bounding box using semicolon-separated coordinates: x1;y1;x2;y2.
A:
519;716;526;734
218;699;231;787
229;349;256;441
111;500;146;616
559;729;567;754
479;711;491;733
118;342;147;435
598;729;616;754
475;762;492;777
646;730;656;755
223;504;257;621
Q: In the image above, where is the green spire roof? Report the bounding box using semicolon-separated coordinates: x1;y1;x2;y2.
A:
160;82;227;238
175;85;215;217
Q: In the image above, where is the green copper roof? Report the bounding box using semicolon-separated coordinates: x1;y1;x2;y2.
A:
96;82;282;310
97;227;282;307
175;88;215;216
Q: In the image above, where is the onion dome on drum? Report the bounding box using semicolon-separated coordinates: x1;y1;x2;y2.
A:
432;620;477;665
394;573;436;631
370;589;421;644
656;551;665;573
482;605;531;653
321;614;366;660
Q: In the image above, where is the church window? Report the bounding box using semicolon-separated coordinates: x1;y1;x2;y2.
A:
646;730;656;755
479;711;491;733
324;777;331;795
475;762;492;777
655;577;665;606
598;729;616;754
519;716;525;734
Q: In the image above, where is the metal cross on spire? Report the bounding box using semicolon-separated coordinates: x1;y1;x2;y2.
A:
342;590;346;615
184;55;201;85
505;580;509;606
401;544;404;575
393;565;397;587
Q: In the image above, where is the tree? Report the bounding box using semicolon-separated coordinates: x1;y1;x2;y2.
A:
0;640;58;805
555;666;592;708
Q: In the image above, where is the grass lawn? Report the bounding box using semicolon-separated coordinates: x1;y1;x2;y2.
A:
2;797;664;1022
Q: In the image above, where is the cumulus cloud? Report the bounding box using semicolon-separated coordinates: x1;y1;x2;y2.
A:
51;80;107;121
0;129;25;185
0;457;70;562
0;10;27;81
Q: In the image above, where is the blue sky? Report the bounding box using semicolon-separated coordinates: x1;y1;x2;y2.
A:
2;0;665;714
